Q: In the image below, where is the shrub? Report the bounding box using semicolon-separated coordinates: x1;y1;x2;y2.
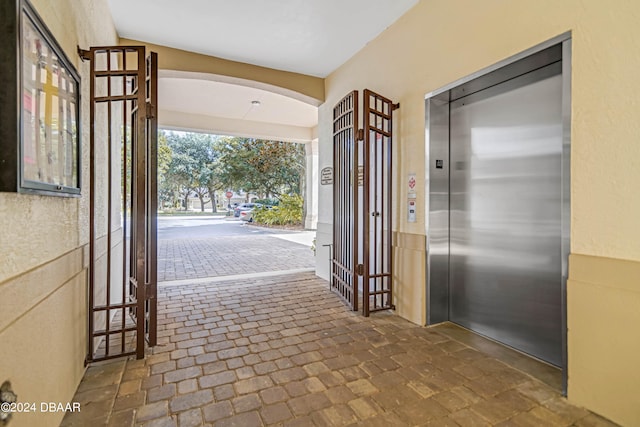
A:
253;194;303;226
253;198;279;207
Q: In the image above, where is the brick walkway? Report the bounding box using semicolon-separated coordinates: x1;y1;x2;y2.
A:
158;235;315;283
62;273;617;426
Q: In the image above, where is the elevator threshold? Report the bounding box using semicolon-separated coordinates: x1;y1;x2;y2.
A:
428;322;562;392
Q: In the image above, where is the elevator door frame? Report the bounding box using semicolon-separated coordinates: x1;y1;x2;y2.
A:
425;33;571;394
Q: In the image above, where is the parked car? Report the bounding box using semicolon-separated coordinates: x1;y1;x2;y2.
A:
233;203;261;217
239;209;254;222
240;204;276;223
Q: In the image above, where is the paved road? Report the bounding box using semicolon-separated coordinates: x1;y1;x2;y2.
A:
158;216;316;283
159;216;304;239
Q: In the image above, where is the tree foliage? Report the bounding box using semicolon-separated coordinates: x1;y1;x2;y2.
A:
157;132;173;208
161;131;218;211
158;131;306;211
215;137;305;198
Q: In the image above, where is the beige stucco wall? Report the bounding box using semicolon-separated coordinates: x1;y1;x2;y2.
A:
567;254;640;426
0;0;118;425
316;0;640;425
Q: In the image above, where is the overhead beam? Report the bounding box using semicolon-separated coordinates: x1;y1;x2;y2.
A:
159;109;316;143
120;38;325;105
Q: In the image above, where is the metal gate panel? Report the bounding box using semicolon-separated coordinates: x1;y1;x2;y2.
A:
362;90;396;316
331;91;358;310
144;52;158;347
84;45;157;362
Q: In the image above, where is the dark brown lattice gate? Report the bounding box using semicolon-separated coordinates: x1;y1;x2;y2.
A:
331;89;398;316
331;91;359;310
82;45;157;362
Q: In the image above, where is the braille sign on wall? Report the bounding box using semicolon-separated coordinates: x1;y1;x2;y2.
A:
436;159;443;169
321;167;333;185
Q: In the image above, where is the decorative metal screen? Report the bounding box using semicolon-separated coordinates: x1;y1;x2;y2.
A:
331;91;359;310
143;52;158;348
84;46;157;362
362;90;397;315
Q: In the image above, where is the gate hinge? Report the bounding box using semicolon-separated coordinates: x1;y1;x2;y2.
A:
146;102;156;119
77;46;91;62
392;103;400;111
356;129;364;141
356;264;364;275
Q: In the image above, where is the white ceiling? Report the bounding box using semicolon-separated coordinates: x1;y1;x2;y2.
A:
159;76;318;128
107;0;418;78
108;0;417;139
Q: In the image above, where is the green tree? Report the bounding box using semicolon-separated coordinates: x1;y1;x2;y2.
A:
203;159;225;212
215;137;305;199
163;131;217;211
157;132;175;209
158;132;306;213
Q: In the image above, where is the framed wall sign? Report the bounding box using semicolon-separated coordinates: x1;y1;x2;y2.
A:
0;0;81;196
320;166;333;185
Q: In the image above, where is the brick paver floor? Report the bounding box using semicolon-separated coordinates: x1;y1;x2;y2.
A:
62;272;618;426
158;235;315;283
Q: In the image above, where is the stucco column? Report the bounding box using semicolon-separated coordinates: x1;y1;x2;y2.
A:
304;139;319;229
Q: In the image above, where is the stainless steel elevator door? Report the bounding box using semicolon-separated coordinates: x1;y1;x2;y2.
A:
449;64;563;366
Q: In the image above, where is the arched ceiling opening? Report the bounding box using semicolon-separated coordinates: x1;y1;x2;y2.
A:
159;71;318;143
